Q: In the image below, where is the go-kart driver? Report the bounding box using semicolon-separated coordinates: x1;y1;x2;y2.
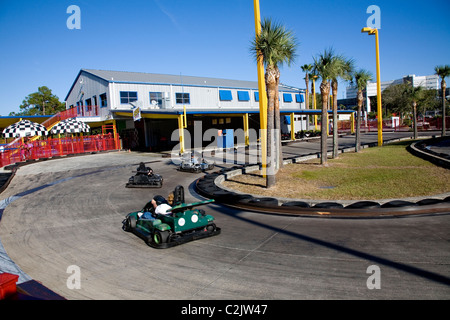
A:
136;162;153;176
138;194;173;220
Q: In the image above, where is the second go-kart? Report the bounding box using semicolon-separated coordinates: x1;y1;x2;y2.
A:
177;153;215;173
122;185;220;248
126;162;163;188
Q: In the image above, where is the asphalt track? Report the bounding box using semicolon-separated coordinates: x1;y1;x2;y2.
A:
0;132;449;300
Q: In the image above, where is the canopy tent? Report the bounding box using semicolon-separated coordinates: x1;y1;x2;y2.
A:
2;119;48;138
51;118;90;134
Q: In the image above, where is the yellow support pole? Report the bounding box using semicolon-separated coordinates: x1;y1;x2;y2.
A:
112;120;119;149
243;113;250;146
183;105;187;128
327;94;332;136
254;0;267;177
312;77;318;131
290;113;295;141
178;114;185;154
351;112;355;134
362;27;383;146
374;29;383;146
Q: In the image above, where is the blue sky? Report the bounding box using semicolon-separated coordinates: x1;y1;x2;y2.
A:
0;0;449;115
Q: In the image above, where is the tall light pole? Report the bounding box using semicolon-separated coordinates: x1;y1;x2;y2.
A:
362;27;383;146
253;0;267;176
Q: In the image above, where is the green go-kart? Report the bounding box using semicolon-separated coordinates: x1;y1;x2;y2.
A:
122;186;220;248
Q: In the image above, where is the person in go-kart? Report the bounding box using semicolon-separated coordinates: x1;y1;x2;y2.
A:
136;162;153;176
138;194;174;220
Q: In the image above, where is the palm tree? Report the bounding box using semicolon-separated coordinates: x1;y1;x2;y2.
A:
404;84;424;140
251;18;297;187
312;48;338;165
330;56;355;158
352;69;373;152
434;65;450;136
301;64;313;130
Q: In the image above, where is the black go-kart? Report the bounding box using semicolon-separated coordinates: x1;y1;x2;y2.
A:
126;162;163;188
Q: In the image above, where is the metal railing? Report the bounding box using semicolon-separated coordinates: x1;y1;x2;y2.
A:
0;134;120;168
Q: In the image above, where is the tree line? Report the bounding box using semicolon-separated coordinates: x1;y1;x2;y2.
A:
8;86;66;116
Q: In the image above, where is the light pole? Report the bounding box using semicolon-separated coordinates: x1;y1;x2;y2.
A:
362;27;383;146
253;0;268;176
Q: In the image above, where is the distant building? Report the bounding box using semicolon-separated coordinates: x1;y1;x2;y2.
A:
65;69;306;151
345;74;440;113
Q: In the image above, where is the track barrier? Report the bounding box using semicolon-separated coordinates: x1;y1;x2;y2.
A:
0;134;120;168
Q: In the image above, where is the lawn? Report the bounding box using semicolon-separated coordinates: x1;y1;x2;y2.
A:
222;141;450;200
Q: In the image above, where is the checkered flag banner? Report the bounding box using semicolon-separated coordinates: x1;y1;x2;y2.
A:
2;119;48;138
51;118;90;134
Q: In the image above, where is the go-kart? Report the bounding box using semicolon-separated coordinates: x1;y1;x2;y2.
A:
126;163;163;188
122;186;220;248
177;155;215;173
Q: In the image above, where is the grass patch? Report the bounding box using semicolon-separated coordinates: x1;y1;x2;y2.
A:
222;142;450;200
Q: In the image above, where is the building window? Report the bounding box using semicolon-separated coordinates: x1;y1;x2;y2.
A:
120;91;138;104
283;93;292;102
176;92;190;104
237;91;250;101
100;93;107;107
149;92;163;107
295;94;304;103
254;92;259;102
219;90;233;101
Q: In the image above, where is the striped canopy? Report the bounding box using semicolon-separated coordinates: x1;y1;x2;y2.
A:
2;119;48;138
51;118;90;134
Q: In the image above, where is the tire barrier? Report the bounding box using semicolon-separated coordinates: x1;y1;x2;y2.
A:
407;136;450;169
195;166;450;218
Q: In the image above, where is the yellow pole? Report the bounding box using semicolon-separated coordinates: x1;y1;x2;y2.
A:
327;94;332;136
112;120;119;149
254;0;267;177
313;77;318;130
243;113;250;146
290;113;295;140
351;112;355;134
178;114;185;154
374;29;383;146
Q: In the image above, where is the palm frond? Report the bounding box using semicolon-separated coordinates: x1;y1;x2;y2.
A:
251;18;297;68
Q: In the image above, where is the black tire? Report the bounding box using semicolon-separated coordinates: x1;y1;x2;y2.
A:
281;201;311;208
313;202;344;209
381;200;417;208
416;198;442;206
247;197;279;206
345;201;381;209
123;215;136;231
153;230;169;244
206;223;216;232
